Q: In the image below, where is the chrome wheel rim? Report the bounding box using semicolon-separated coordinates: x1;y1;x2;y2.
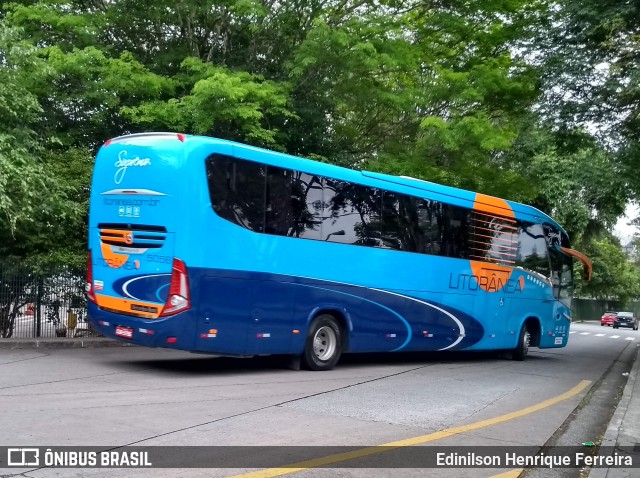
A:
313;326;337;361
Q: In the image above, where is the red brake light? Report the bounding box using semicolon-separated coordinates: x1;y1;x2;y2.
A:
160;258;191;317
86;251;97;304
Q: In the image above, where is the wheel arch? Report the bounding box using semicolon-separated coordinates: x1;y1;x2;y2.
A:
523;316;542;348
306;306;351;352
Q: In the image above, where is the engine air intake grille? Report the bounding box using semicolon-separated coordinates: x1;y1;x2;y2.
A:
98;223;167;249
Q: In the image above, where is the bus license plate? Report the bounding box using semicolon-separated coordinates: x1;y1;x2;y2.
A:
115;326;133;339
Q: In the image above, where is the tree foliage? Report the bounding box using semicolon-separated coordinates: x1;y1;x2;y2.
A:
575;236;640;303
0;0;638;300
0;25;82;261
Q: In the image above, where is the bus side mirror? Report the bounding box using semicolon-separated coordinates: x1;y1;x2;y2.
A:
560;247;593;282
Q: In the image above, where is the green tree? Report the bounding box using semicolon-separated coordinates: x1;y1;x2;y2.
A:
122;57;293;148
505;127;627;243
0;26;85;336
1;0;634;270
536;0;640;208
576;236;640;303
0;25;81;260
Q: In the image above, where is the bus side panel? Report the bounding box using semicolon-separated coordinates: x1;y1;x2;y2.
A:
195;275;251;354
399;291;486;352
549;301;571;348
290;279;426;353
195;271;296;355
465;294;511;351
297;280;408;353
288;276;485;354
248;276;295;355
192;269;487;355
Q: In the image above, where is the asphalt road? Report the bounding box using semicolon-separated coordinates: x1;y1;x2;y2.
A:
0;321;638;478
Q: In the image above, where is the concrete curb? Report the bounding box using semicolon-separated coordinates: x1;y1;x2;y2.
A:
589;344;640;478
0;337;135;349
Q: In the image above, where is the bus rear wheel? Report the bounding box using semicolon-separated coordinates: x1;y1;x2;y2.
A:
302;314;343;371
512;324;530;361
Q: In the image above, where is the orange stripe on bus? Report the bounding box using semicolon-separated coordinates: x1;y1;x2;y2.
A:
473;194;516;219
100;229;130;236
101;236;129;244
470;261;515;292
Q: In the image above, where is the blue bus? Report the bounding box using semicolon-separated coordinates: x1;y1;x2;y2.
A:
87;133;592;370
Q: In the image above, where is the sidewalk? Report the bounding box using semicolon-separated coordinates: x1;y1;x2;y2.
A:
0;336;132;349
589;344;640;478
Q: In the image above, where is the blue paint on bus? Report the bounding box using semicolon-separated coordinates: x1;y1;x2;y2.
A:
86;133;587;368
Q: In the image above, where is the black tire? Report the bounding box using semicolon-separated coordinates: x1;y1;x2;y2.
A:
512;324;530;361
301;314;343;371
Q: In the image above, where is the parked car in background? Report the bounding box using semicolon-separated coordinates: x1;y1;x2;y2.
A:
600;311;617;326
613;312;638;330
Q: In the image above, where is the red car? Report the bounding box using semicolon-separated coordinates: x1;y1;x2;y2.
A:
601;312;617;326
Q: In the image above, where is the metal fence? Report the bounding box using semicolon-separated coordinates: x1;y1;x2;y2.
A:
0;261;96;339
572;298;640;322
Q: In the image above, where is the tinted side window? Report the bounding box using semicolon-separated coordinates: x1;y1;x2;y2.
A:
381;195;470;258
382;192;416;251
439;204;469;259
290;172;323;240
516;223;550;276
207;153;475;259
548;249;573;307
265;166;293;236
206;154;266;232
416;199;442;255
545;225;573;307
323;179;381;245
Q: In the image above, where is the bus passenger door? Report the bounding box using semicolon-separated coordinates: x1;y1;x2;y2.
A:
476;293;511;349
468;265;514;349
195;276;251;354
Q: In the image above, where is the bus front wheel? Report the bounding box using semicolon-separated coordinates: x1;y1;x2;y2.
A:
512;324;530;361
302;314;343;371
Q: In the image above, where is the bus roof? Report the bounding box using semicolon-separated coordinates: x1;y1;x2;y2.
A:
103;132;566;234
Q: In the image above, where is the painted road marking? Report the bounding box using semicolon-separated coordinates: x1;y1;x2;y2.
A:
595;333;606;336
228;380;591;478
625;337;636;341
611;335;620;339
569;331;576;334
579;332;590;335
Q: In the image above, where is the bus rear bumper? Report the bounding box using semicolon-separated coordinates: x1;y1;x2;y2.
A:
87;303;196;351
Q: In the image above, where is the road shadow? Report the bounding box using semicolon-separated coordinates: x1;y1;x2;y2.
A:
107;348;552;376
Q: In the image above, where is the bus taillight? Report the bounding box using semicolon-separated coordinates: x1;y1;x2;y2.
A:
160;258;191;317
86;251;97;304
